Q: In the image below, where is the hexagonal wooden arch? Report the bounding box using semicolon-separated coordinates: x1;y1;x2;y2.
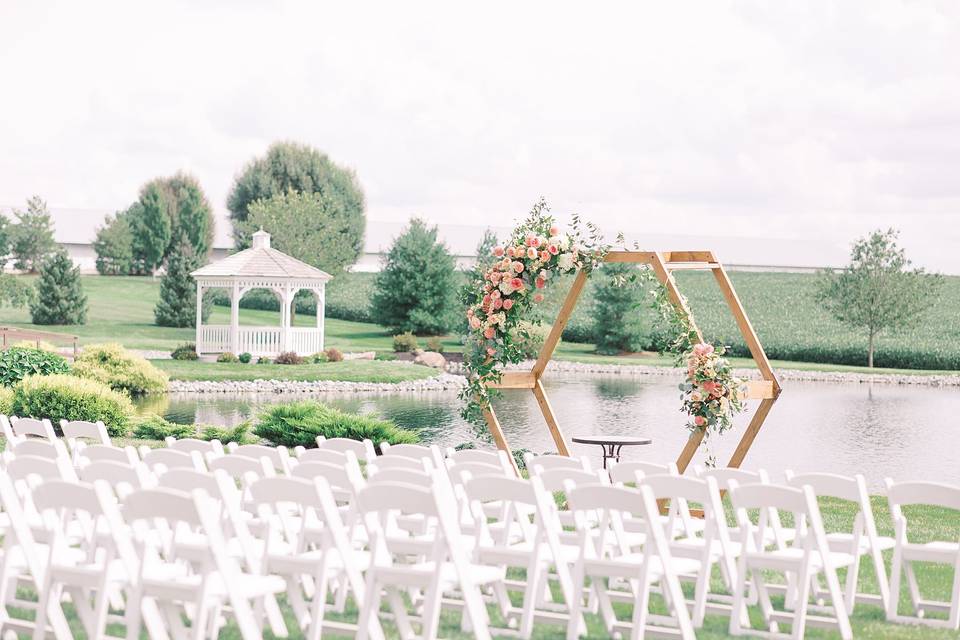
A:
482;250;782;476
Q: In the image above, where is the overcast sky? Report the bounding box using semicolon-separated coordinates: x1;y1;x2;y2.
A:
1;1;959;271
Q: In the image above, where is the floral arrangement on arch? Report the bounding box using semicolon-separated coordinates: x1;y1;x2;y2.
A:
680;342;747;464
459;199;607;427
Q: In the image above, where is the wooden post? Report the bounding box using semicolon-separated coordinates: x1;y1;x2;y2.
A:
532;270;589;377
482;404;521;476
532;379;571;456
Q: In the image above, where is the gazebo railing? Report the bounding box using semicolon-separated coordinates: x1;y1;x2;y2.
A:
198;325;323;357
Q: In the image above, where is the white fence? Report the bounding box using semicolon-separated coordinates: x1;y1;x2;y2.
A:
198;325;323;356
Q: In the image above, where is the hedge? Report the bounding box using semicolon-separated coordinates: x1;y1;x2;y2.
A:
11;374;134;437
72;343;168;395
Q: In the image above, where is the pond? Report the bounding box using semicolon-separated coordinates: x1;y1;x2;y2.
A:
135;374;960;490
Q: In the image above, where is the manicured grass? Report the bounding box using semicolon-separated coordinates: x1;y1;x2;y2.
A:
154;359;438;383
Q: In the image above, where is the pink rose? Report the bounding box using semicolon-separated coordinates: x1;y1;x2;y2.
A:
502;298;514;310
469;316;482;329
694;416;706;427
701;381;717;394
512;261;524;273
493;246;504;257
525;234;535;247
526;247;538;259
486;347;496;356
510;277;524;290
483;327;496;339
530;236;541;248
693;343;714;356
535;278;546;289
490;290;501;300
482;294;491;306
539;250;550;261
493;298;503;309
506;246;515;258
533;293;544;303
549;226;560;236
548;244;559;255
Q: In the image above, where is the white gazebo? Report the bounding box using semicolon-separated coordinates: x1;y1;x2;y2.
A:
191;230;332;357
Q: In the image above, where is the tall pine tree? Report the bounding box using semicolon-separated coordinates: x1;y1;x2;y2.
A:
154;236;209;327
30;249;88;325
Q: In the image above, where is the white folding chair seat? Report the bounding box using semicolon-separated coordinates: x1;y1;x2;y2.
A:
313;436;377;462
165;436;225;457
355;479;498;640
884;479;960;629
729;482;853;640
566;483;697;639
785;470;893;612
227;443;293;475
249;476;384;640
8;416;57;442
122;487;287;640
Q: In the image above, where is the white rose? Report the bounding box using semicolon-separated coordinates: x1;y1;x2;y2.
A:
557;253;575;271
499;281;513;295
550;234;570;250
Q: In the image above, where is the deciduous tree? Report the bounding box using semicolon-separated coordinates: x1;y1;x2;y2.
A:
10;195;56;273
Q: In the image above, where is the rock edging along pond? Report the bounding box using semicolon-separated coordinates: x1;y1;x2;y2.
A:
166;360;960;394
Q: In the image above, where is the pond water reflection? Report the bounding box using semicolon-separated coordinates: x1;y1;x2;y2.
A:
139;374;960;490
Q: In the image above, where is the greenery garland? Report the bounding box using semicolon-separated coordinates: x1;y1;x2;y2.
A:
459;199;608;428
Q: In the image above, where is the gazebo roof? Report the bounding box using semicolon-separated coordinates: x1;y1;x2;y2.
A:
191;230;332;282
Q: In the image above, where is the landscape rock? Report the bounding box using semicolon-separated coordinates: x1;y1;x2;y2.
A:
413;351;447;369
167;373;466;394
343;351;376;361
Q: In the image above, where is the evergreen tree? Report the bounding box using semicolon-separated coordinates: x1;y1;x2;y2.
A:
371;218;457;335
30;249;87;325
227;141;365;249
154;236;209;327
131;182;173;274
10;195;56;272
592;262;651;355
93;209;138;275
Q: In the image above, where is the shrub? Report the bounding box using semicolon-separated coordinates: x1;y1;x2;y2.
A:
217;352;239;363
393;332;419;352
592;262;651;355
253;400;417;449
200;422;257;445
0;347;70;387
12;374;133;436
425;337;444;353
238;352;252;364
324;347;343;363
257;357;272;364
311;352;329;364
510;321;554;359
72;343;168;395
170;343;199;360
372;218;458;335
374;352;397;361
0;387;13;415
274;351;304;365
11;340;58;353
30;249;88;325
132;414;195;440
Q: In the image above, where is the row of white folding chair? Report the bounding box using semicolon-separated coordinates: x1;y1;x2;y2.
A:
2;414;111;446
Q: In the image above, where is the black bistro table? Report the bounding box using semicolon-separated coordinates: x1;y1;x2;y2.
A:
571;435;653;469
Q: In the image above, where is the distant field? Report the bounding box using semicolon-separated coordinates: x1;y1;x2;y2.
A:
1;272;957;370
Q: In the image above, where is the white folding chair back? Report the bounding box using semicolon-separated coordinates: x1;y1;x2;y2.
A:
786;470;893;611
608;460;678;484
227;443;293;475
447;460;512;486
0;414;19;444
367;455;431;474
11;438;70;461
315;436;377;462
884;479;960;629
446;448;512;470
729;482;853;640
165;436;225;457
377;442;443;468
699;466;794;548
60;419;111;445
141;447;206;473
525;453;591;475
566;483;697;639
78;460;155;499
9;416;57;441
295;448;349;466
76;443;140;466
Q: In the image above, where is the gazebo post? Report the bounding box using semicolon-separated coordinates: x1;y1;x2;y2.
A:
195;282;203;353
230;281;240;355
315;287;325;351
280;285;290;353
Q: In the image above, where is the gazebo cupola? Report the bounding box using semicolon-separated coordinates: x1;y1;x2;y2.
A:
190;229;332;357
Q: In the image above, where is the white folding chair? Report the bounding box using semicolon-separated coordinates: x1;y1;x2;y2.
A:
122;487;286;640
75;443;140;467
165;436;226;458
566;483;697;639
377;442;445;469
884;479;960;629
785;470;893;612
61;419;111;446
140;448;206;473
314;436;377;462
608;460;678;483
249;476;384;640
729;482;854;640
78;460;155;500
698;466;795;548
446;447;513;472
639;474;742;627
31;479;138;640
8;416;57;442
464;474;584;638
0;471;74;639
355;479;500;640
227;443;293;475
11;438;71;461
367;455;432;474
294;448;349;466
535;467;608;530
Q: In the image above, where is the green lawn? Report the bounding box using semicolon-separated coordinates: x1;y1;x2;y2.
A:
155;359;438;383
